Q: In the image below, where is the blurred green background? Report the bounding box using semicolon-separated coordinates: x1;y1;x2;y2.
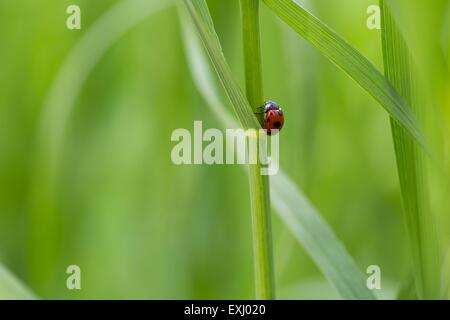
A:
0;0;449;299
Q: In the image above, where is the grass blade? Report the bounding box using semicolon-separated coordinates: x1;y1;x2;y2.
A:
178;4;376;300
262;0;426;148
0;264;36;300
380;0;440;299
240;0;264;116
270;171;376;300
185;0;275;299
183;0;260;130
240;0;275;299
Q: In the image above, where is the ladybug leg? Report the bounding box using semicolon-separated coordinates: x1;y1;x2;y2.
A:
255;106;266;115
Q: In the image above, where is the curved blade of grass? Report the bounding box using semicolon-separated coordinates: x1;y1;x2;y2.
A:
178;3;376;300
262;0;426;149
380;0;440;299
184;0;260;130
31;0;173;291
270;171;376;300
0;264;36;300
185;0;274;299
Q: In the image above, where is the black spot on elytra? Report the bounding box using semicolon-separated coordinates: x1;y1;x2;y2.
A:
274;121;281;128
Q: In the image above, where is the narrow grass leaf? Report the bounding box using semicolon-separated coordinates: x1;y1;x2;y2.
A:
380;0;440;299
183;0;261;131
262;0;425;148
240;0;275;299
270;172;376;300
31;0;173;290
240;0;264;114
185;0;274;299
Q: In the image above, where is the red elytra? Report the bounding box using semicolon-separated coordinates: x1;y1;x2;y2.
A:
262;106;284;135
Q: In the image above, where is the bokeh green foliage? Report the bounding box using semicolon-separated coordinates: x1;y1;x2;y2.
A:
0;0;449;299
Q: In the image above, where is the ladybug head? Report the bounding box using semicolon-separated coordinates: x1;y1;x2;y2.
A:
264;100;281;112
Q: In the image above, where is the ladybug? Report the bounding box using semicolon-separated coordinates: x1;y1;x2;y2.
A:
257;100;285;135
